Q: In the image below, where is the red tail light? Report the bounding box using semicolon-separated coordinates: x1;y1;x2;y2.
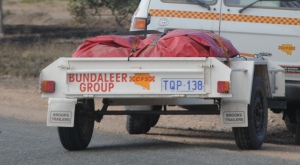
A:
217;81;230;93
41;81;55;93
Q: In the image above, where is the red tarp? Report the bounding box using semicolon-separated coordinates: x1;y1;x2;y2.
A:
72;29;239;58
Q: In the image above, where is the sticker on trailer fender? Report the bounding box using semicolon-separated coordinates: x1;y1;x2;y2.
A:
221;100;248;127
223;112;245;123
47;98;77;127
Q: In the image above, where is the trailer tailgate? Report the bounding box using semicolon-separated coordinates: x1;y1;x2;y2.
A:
40;57;232;99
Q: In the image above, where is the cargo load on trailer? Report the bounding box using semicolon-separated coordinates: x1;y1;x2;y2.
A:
72;29;239;58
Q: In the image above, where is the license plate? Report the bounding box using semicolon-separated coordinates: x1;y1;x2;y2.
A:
161;78;204;92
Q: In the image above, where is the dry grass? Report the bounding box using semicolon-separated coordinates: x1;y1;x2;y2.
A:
0;39;80;78
0;24;120;78
1;0;125;79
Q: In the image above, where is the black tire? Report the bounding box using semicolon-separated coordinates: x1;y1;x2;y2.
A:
149;105;162;127
126;105;162;134
295;110;300;145
296;123;300;145
58;99;95;151
232;76;268;150
126;114;151;134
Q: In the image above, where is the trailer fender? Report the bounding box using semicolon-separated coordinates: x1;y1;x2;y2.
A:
221;100;248;127
267;60;285;97
221;60;255;127
47;98;77;127
254;65;272;98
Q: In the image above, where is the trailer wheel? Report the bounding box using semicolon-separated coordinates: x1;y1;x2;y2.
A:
295;111;300;145
149;105;162;127
126;114;151;134
126;105;161;134
58;99;94;151
232;76;268;150
284;115;296;134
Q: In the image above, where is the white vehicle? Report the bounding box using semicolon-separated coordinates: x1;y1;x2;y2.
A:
40;0;293;151
131;0;300;144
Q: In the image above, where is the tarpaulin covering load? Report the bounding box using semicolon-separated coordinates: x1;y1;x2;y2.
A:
72;29;239;58
72;35;142;58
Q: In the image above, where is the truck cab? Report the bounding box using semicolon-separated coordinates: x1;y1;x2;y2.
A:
131;0;299;83
131;0;300;142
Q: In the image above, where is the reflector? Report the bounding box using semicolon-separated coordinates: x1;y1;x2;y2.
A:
217;81;230;93
41;81;55;93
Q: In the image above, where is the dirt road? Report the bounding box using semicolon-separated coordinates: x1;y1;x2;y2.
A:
0;77;299;162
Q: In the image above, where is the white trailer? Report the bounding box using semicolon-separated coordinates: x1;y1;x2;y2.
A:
40;0;295;151
40;55;284;150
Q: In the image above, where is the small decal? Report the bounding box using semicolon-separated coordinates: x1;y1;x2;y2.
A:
278;44;296;55
130;73;155;90
50;112;72;123
223;112;245;124
158;18;169;26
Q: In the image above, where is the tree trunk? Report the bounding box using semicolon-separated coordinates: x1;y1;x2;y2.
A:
0;0;3;38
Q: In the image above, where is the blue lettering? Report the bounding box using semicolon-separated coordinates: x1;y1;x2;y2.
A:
192;80;197;90
170;80;175;90
177;80;182;90
163;80;169;90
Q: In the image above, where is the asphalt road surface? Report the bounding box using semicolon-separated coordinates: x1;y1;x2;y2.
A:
1;116;300;165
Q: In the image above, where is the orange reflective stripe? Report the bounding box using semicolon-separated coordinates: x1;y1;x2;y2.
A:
149;9;299;26
222;14;299;26
149;9;220;20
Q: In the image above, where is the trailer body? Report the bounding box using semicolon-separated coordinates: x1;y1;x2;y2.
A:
40;0;298;150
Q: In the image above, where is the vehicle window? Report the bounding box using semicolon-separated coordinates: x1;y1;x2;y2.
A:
225;0;300;9
161;0;217;5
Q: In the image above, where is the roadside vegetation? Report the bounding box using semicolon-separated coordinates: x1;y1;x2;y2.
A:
68;0;139;27
0;0;138;78
0;25;118;78
0;37;76;78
